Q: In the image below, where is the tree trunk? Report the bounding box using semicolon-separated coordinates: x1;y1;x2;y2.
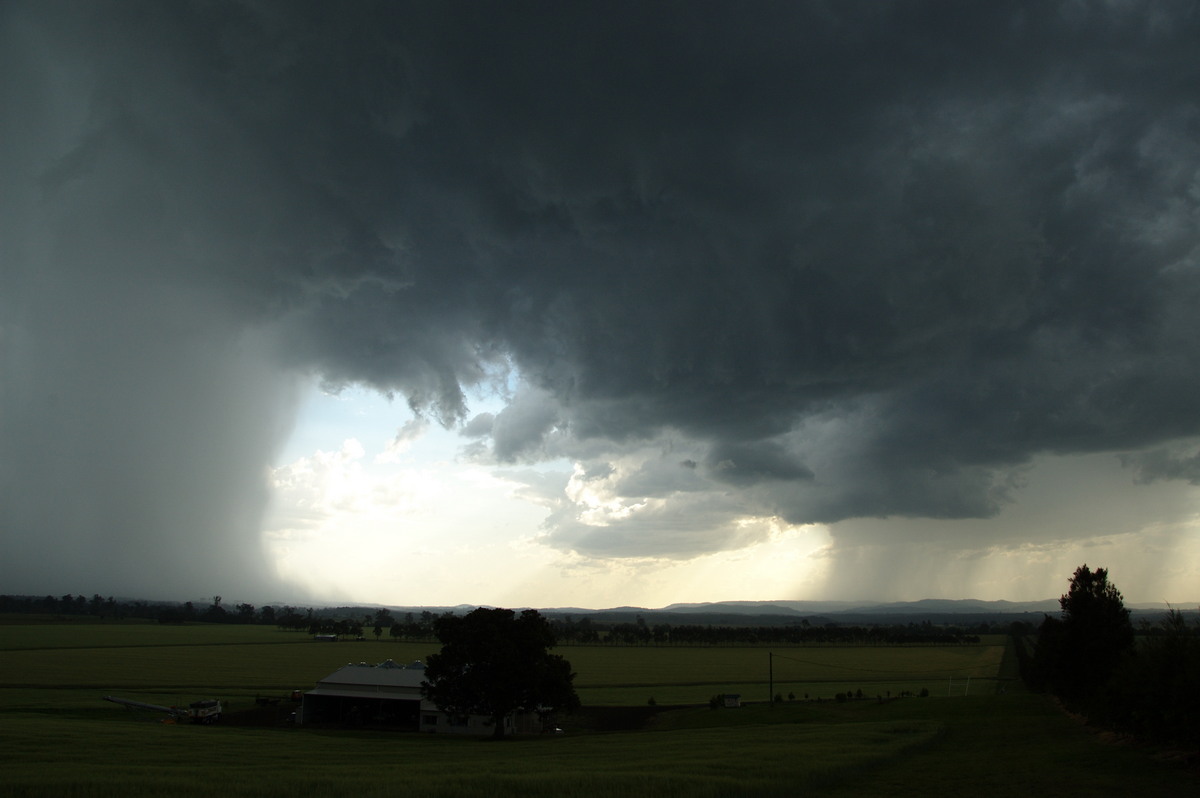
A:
492;711;506;739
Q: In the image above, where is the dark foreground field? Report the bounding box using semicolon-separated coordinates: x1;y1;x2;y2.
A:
0;621;1194;796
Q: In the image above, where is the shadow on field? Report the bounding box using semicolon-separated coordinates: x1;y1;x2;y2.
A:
565;704;683;733
219;703;298;727
216;702;676;734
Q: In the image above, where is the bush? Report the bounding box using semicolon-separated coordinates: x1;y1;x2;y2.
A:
1106;608;1200;745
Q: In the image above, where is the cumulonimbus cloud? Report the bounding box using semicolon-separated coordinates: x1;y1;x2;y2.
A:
3;2;1200;590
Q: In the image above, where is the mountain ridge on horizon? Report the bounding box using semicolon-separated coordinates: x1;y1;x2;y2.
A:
285;597;1193;616
41;593;1191;617
520;597;1193;616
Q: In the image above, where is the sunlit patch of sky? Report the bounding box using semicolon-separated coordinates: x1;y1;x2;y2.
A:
263;380;842;608
265;379;550;604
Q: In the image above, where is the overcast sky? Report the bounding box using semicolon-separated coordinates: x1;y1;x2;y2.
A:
3;1;1200;608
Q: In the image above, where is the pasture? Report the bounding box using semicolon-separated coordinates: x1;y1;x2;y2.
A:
1;622;1194;796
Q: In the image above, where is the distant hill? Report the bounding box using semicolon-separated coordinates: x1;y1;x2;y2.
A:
351;596;1187;619
657;598;1062;615
835;598;1064;614
530;598;1186;626
660;600;852;615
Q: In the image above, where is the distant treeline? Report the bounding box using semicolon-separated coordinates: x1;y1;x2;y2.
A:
1;593;157;621
0;593;312;627
0;594;1033;646
544;615;1008;645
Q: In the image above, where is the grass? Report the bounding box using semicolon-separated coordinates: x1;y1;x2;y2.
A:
0;624;1004;705
569;643;1006;705
0;621;295;650
0;623;1194;796
0;625;438;698
0;708;943;797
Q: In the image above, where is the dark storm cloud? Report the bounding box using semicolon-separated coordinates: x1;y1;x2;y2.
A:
1121;446;1200;486
4;1;1200;586
486;386;563;462
707;441;815;487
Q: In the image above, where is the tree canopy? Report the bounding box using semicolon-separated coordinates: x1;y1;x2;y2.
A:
421;607;579;738
1039;564;1134;701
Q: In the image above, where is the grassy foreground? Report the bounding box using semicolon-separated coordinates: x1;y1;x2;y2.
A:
2;709;941;797
1;622;1194;796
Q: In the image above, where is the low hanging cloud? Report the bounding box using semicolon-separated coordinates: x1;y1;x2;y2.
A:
3;2;1200;598
1121;446;1200;486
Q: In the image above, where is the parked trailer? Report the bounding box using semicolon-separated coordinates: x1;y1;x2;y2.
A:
104;695;222;724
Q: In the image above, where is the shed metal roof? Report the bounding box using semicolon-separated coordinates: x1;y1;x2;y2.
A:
306;686;422;701
313;661;427;691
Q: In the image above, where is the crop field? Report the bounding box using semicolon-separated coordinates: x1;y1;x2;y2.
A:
1;622;1194;796
569;643;1006;705
0;624;1003;708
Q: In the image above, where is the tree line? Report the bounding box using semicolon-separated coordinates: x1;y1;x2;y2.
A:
545;615;992;646
0;593;311;628
1017;564;1200;748
0;594;454;639
1;593;1011;645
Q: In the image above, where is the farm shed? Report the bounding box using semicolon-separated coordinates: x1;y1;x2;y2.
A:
299;659;540;735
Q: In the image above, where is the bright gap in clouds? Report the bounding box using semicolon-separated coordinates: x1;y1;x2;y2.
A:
264;381;549;606
261;380;837;609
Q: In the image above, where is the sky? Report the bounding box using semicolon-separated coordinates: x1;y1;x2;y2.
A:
3;1;1200;609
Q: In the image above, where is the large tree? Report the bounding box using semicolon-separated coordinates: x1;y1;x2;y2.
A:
422;608;579;738
1042;564;1134;701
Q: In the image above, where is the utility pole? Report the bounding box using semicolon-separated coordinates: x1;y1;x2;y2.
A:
768;651;774;709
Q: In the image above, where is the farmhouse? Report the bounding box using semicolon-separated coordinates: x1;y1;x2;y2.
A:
298;659;540;735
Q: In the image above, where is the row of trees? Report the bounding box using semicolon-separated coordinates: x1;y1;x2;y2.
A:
0;593;319;628
0;593;134;618
158;596;277;625
561;618;984;646
1022;565;1200;746
1;593;1004;646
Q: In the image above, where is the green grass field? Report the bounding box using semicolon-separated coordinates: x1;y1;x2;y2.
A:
1;622;1194;796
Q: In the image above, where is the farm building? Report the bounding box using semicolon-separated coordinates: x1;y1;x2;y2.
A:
298;659;542;735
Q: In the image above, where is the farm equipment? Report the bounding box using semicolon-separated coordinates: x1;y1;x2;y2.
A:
103;695;222;724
